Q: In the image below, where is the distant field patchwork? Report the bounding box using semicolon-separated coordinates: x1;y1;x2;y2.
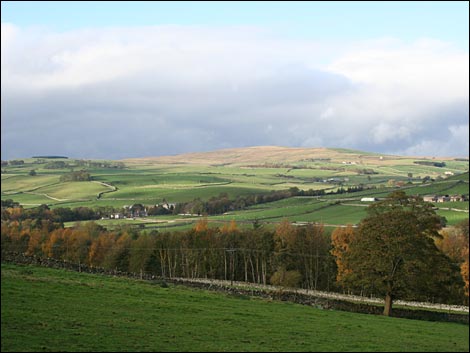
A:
1;148;468;227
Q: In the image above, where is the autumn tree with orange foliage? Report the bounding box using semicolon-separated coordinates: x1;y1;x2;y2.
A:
5;207;23;221
42;229;65;259
221;219;238;234
436;219;469;300
455;220;468;300
272;219;329;290
436;223;469;263
1;220;30;253
88;232;116;267
103;231;132;271
461;248;469;298
273;218;297;272
331;225;356;283
26;228;45;256
194;217;208;232
128;233;157;274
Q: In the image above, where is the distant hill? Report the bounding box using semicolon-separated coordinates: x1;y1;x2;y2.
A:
122;145;457;166
31;156;69;159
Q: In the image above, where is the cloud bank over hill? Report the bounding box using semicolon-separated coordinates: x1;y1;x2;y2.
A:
1;24;468;159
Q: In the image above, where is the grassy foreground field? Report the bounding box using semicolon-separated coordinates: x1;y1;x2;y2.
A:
1;263;469;352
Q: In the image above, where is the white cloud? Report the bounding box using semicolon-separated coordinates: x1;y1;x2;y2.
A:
328;38;468;104
320;107;335;120
449;124;469;140
399;124;469;157
371;123;412;144
1;24;468;159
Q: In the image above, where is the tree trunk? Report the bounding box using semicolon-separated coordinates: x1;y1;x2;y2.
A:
224;253;227;280
243;255;248;282
383;293;393;316
249;256;256;283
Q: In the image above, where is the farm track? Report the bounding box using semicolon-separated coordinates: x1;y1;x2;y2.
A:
436;207;469;213
23;191;70;202
92;180;118;199
4;180;118;204
38;193;68;201
2;181;62;194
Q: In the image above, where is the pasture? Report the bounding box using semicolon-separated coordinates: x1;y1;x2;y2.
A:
1;263;469;352
1;147;468;227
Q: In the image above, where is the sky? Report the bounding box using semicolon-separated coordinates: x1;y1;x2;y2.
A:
1;1;469;159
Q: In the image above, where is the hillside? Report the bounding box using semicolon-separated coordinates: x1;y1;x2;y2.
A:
2;146;468;228
2;263;469;352
122;145;445;166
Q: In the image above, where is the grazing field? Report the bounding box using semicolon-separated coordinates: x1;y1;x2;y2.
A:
1;263;468;352
1;147;468;228
1;174;60;193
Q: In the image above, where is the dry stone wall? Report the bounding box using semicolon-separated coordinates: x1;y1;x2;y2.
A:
2;251;468;325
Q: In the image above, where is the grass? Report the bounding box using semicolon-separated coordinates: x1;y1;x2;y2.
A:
1;192;56;207
36;181;110;200
1;263;469;352
1;174;61;193
436;209;470;226
1;152;468;226
404;181;469;196
209;200;368;226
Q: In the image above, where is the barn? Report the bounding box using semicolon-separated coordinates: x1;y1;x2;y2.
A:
361;197;378;202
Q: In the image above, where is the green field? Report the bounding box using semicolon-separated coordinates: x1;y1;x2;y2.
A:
1;263;468;352
2;148;468;228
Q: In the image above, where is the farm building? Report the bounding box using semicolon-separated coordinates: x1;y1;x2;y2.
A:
110;213;124;219
361;197;378;202
158;202;176;210
122;204;148;217
423;195;468;203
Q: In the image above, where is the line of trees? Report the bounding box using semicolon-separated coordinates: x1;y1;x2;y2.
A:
2;160;24;166
175;185;375;216
60;170;91;182
1;192;468;315
2;213;468;312
414;160;447;168
1;203;100;223
44;161;69;169
175;190;294;216
74;160;125;169
0;218;335;292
